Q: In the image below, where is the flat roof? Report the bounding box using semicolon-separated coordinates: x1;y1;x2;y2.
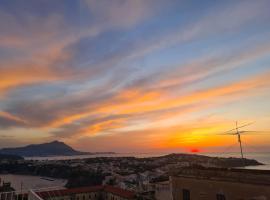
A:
172;168;270;186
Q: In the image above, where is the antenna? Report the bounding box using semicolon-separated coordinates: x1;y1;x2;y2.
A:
221;121;254;167
236;121;244;163
219;121;269;165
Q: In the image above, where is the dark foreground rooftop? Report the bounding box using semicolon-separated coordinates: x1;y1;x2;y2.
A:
36;185;135;199
172;167;270;186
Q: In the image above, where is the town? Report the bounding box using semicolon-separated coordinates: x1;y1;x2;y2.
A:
1;0;270;199
0;153;265;199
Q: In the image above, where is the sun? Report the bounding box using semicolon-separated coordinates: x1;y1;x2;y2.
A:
190;148;200;153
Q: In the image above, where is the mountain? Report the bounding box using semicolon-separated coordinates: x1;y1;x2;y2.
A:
0;141;90;157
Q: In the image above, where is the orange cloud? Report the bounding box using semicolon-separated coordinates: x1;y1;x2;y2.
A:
0;40;73;95
93;71;270;117
0;111;27;124
68;118;236;152
44;71;270;141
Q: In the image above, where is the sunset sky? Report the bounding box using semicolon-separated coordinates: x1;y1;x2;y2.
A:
0;0;270;153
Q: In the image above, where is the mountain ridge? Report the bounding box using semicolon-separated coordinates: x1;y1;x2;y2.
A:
0;140;91;157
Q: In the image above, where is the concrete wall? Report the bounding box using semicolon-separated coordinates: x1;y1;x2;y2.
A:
43;191;132;200
103;192;127;200
155;182;172;200
74;192;100;200
43;192;100;200
171;176;270;200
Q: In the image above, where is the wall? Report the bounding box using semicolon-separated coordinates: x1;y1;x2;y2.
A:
171;176;270;200
42;191;132;200
155;181;172;200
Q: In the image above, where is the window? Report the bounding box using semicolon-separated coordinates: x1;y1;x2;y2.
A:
183;189;190;200
216;194;226;200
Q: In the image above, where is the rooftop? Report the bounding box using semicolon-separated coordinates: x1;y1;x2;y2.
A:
172;167;270;186
36;185;135;199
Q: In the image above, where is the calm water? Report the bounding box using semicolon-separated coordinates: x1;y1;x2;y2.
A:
24;153;168;160
0;174;66;191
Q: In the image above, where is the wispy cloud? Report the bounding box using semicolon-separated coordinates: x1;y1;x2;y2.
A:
0;0;270;150
0;111;27;128
82;0;158;29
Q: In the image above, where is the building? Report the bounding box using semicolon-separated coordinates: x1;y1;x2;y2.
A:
34;185;136;200
0;180;16;200
154;181;172;200
171;168;270;200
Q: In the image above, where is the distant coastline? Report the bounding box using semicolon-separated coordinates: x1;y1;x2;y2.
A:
1;141;269;171
22;152;270;170
0;140;115;157
23;152;116;160
1;152;267;190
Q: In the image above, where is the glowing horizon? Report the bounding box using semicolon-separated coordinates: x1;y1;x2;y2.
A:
0;0;270;153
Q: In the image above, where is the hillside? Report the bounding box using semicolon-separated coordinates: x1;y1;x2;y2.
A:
161;153;262;168
0;141;89;157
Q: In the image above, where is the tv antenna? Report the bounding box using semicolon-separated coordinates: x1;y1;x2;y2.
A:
218;121;269;167
223;121;254;159
220;121;255;166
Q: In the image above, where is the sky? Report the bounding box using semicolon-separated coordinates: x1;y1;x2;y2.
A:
0;0;270;153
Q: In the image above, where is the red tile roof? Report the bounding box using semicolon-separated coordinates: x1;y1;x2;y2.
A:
36;185;135;199
104;185;135;199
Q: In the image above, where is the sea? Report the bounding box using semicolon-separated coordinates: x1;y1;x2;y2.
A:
0;174;66;191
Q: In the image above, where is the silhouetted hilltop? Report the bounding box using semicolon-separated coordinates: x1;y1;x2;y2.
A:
161;153;262;168
0;141;90;157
